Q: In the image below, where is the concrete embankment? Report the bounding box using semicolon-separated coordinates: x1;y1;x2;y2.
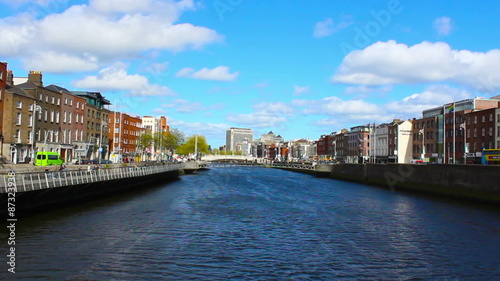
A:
273;163;500;204
325;163;500;204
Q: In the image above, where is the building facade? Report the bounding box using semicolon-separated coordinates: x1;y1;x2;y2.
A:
2;84;37;163
109;112;142;162
226;127;253;153
72;91;111;160
15;72;62;157
142;115;169;160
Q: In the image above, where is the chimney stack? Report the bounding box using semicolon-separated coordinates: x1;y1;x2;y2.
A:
28;71;43;86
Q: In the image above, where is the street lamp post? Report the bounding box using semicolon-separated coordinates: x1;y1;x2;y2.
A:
31;103;42;161
99;121;107;163
460;122;466;164
419;128;425;160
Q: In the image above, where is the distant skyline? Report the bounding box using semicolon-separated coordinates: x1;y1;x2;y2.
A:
1;0;499;146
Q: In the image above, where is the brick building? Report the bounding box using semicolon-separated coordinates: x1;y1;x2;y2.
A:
72;91;111;160
0;62;6;141
15;71;62;156
110;112;143;162
2;84;37;163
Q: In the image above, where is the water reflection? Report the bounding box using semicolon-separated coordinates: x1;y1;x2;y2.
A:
4;167;500;280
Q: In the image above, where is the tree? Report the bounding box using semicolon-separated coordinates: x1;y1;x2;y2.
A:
138;133;154;159
177;135;209;157
153;128;184;159
164;128;184;153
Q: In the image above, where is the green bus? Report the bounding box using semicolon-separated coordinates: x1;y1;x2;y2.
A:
34;152;64;166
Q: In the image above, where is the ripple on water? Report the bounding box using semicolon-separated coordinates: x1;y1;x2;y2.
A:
7;167;500;280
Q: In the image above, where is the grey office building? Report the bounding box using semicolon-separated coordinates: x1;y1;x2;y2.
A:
226;127;254;152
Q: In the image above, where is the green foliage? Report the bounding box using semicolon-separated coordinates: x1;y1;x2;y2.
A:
177;135;209;156
164;128;185;151
138;133;154;151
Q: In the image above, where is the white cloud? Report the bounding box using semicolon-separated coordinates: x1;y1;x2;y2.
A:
0;0;222;72
293;85;309;96
24;51;99;73
294;96;380;116
344;85;393;95
313;16;353;38
253;102;295;115
160;99;204;113
332;40;500;92
176;66;239;81
225;102;294;128
385;85;471;115
226;113;287;128
168;119;229;143
73;62;176;96
433;16;453;36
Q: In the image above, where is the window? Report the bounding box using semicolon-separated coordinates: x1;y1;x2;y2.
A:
69;99;73;106
28;131;32;142
28;115;33;127
44;110;48;121
56;112;60;123
482;128;485;137
57;98;60;105
474;128;477;137
490;114;493;122
64;98;68;105
76;102;79;109
68;113;72;124
16;101;22;109
63;111;67;123
45;95;48;103
50;111;55;123
39;93;43;101
474;116;477;124
489;127;493;136
15;130;20;142
482;115;485;123
51;97;55;104
16;113;21;125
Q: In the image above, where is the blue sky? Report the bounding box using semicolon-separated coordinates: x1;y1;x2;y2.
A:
1;0;499;147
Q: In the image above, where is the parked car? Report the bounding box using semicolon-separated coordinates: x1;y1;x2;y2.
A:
90;159;113;164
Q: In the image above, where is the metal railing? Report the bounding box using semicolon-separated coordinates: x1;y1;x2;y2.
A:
269;163;315;170
0;163;184;193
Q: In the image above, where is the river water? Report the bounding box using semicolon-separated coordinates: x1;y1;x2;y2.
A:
2;167;499;280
